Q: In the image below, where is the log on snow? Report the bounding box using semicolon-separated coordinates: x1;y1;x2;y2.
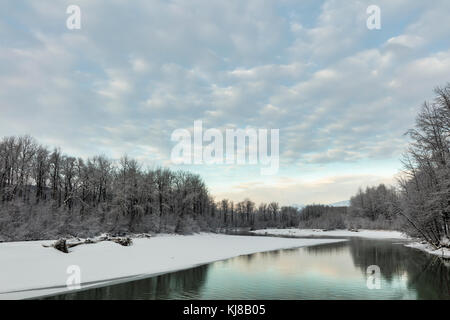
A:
43;236;133;253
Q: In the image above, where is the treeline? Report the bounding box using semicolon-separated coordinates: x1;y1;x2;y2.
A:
0;137;299;241
298;205;347;230
348;184;403;230
349;84;450;249
397;85;450;248
296;201;401;231
298;84;450;247
2;85;448;245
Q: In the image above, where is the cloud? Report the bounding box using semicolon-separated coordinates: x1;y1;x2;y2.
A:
214;174;397;205
1;0;449;203
386;35;425;49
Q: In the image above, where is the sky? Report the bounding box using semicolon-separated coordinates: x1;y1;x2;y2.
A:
1;0;450;206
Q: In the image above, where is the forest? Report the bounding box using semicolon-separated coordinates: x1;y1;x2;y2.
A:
349;84;450;249
301;84;450;250
0;84;449;250
0;137;299;241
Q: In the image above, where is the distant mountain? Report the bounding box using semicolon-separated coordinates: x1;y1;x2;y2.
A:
329;200;350;207
289;201;349;209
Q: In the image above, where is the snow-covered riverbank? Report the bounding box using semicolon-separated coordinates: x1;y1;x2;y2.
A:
252;228;450;258
0;234;346;300
405;242;450;259
251;228;407;239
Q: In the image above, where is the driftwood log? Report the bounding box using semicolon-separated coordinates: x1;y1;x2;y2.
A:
52;239;69;253
43;236;133;253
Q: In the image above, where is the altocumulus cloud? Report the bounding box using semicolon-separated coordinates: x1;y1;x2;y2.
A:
1;0;450;204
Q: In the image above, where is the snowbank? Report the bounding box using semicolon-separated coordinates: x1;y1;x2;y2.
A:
0;234;345;299
252;229;450;258
251;228;407;239
405;242;450;259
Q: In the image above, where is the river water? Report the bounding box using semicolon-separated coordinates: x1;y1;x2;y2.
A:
44;237;450;300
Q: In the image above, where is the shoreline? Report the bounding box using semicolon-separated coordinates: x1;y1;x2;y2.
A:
404;242;450;259
2;230;448;300
250;228;408;239
0;233;346;300
251;228;450;259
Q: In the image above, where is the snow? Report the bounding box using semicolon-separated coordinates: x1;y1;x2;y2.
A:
251;228;408;239
252;229;450;258
0;234;346;300
328;200;350;207
405;242;450;259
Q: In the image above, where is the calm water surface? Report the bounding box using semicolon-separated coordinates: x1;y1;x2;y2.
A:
44;238;450;300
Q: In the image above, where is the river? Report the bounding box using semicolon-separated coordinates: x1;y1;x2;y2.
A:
43;237;450;300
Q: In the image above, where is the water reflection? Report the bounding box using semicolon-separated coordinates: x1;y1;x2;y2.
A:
308;238;450;299
304;240;349;255
44;239;450;300
350;240;450;299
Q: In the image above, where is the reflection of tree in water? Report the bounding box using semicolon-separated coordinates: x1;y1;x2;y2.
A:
347;239;408;281
45;264;210;300
304;240;349;256
243;252;256;262
44;240;450;300
346;238;450;300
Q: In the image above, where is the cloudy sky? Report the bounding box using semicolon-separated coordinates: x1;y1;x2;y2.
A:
1;0;450;205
